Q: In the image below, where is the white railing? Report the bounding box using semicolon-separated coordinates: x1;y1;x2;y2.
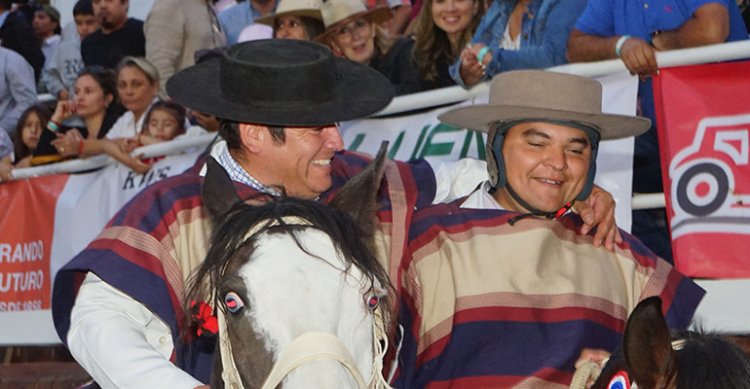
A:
12;41;750;209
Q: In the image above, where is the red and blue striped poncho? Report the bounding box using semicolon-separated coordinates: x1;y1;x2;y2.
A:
51;150;437;384
394;198;704;388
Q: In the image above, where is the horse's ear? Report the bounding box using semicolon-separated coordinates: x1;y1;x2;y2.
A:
202;156;243;222
623;296;675;388
329;142;388;237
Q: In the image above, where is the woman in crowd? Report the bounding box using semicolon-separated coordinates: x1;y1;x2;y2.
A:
256;0;325;40
317;0;424;95
450;0;587;86
106;57;160;139
48;66;122;160
411;0;484;90
11;105;50;167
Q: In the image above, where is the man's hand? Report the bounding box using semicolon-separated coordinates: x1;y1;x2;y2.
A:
619;37;659;77
575;185;622;251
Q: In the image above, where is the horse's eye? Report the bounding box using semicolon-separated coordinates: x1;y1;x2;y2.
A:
366;295;379;310
224;291;245;314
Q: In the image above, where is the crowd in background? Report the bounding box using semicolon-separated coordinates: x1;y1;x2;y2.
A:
0;0;748;260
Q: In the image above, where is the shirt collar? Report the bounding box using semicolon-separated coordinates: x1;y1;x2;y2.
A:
209;140;281;196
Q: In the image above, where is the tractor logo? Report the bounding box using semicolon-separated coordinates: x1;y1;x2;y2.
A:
669;113;750;238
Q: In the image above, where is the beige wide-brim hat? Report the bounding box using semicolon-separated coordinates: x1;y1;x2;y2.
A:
315;0;392;43
256;0;323;26
439;70;651;140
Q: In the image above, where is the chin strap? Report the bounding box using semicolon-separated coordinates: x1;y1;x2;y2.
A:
506;184;576;226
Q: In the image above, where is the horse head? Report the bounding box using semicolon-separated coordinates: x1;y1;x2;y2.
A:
188;144;392;389
590;296;750;389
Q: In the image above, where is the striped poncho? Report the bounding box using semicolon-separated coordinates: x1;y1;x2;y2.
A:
395;199;704;388
52;150;437;384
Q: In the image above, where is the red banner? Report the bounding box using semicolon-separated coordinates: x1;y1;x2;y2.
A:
654;61;750;278
0;175;68;311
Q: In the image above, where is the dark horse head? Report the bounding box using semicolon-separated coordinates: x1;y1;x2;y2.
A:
186;144;393;388
592;296;750;389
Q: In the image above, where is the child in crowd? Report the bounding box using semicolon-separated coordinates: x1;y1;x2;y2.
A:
101;101;192;174
12;105;51;167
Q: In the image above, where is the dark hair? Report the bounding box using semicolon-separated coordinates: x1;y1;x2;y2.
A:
0;1;12;11
220;120;285;150
73;0;93;16
77;66;118;100
412;0;484;81
273;15;325;40
142;101;187;138
12;105;51;162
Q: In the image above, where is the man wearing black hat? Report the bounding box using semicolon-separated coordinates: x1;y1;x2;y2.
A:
51;41;620;387
396;70;705;388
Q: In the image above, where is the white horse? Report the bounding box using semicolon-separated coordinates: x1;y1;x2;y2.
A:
187;146;393;388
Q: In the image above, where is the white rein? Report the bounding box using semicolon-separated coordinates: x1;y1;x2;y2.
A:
217;216;393;389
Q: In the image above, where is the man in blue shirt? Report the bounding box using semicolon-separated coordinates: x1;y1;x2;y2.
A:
566;0;748;261
219;0;278;45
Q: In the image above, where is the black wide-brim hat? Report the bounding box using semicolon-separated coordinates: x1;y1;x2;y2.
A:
166;39;394;126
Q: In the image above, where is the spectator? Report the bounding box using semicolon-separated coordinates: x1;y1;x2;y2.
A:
10;105;49;168
101;101;191;174
396;70;704;387
82;0;145;69
566;0;748;260
255;0;324;40
411;0;484;91
0;0;44;81
0;131;11;180
368;0;412;36
33;5;61;74
318;0;423;95
218;0;278;45
0;47;37;137
449;0;587;87
42;0;98;101
145;0;226;97
0;124;11;159
106;57;160;140
47;67;122;160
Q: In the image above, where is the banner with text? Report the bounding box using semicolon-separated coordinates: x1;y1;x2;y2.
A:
654;61;750;278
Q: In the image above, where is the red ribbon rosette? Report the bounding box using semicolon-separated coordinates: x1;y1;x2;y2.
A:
190;300;218;336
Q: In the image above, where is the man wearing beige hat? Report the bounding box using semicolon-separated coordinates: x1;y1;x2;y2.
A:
395;70;705;388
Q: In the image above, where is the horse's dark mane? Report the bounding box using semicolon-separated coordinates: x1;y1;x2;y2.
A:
594;329;750;389
673;330;750;389
184;195;392;337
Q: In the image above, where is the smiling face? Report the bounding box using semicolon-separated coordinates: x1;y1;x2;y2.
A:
431;0;476;45
329;17;375;64
494;121;592;213
117;65;158;118
21;111;43;150
246;124;344;199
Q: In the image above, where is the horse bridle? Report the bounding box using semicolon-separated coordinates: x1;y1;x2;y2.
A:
216;216;393;389
569;338;687;389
